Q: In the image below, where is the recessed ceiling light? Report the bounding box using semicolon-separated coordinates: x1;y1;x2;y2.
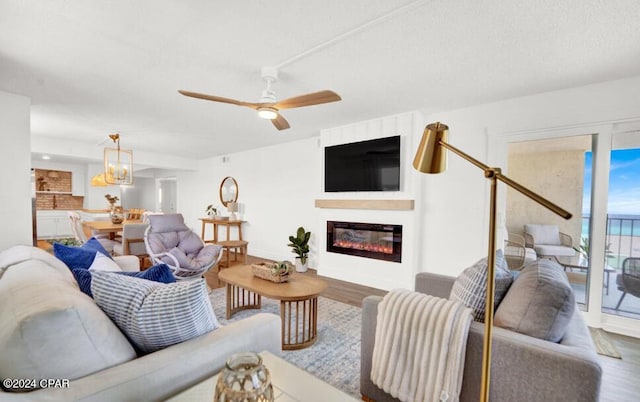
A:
41;155;51;160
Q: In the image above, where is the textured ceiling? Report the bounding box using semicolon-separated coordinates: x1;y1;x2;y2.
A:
2;0;640;165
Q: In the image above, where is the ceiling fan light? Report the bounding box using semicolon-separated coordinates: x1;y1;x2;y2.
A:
257;107;278;120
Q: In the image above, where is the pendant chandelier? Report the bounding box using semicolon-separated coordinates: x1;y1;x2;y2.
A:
104;133;133;185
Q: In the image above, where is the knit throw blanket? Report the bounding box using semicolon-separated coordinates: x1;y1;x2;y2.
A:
371;289;473;402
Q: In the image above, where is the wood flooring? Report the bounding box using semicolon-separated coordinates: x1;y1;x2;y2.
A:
210;253;640;401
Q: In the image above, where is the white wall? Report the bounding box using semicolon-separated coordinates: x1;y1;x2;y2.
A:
0;91;32;249
177;137;320;263
317;112;424;290
121;177;156;211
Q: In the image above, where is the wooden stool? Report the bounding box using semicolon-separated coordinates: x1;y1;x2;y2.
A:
217;240;248;268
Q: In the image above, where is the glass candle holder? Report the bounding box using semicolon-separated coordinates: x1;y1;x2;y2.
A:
215;352;273;402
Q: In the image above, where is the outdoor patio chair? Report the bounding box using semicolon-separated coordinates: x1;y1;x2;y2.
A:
504;232;537;270
523;223;575;258
615;257;640;310
144;213;223;281
67;211;120;254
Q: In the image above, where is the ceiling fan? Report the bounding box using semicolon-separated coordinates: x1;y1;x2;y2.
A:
179;67;341;131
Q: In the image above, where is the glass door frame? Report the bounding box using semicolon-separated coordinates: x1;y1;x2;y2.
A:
489;119;640;338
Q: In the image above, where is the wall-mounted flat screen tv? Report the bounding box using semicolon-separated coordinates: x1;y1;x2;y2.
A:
324;135;400;192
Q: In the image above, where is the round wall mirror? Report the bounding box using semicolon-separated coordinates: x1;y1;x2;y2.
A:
219;176;239;207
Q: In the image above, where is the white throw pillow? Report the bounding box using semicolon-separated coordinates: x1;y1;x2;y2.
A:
91;272;219;353
88;252;123;272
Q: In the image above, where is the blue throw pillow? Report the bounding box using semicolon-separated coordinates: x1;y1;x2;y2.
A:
72;264;176;298
54;237;113;269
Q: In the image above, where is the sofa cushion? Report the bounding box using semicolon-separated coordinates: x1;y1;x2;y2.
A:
494;258;575;342
53;237;113;269
524;224;561;245
449;251;513;322
91;272;219;353
0;259;136;387
72;263;176;298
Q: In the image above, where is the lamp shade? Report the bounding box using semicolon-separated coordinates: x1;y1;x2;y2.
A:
412;122;449;174
90;173;107;187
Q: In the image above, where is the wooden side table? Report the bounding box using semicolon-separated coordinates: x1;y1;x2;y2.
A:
218;266;328;350
199;218;246;243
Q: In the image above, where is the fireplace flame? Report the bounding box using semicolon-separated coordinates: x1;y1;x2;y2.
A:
333;240;393;254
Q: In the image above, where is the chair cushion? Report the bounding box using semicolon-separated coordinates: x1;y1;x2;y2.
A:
148;213;189;233
534;244;576;257
494;259;575;342
177;230;205;254
0;259;136;387
524;224;561;245
165;244;222;272
449;250;513;322
71;263;176;298
53;237;113;270
91;272;219;354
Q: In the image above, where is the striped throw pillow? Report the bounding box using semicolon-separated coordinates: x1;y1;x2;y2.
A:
91;272;219;353
449;251;513;322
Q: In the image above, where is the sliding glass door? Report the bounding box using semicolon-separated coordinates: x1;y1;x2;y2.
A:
600;132;640;319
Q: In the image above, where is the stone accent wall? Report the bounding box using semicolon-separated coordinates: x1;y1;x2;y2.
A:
506;150;584;246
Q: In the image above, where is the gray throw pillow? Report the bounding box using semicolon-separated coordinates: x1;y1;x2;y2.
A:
494;258;575;342
449;251;513;322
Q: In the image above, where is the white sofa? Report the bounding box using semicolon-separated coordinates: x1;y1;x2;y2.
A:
0;245;281;401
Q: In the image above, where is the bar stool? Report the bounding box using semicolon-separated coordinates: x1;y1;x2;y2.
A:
217;240;249;268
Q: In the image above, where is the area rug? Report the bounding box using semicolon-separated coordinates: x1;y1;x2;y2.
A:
588;327;622;359
209;287;362;398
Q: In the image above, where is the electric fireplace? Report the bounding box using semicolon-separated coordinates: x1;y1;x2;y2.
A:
326;220;402;263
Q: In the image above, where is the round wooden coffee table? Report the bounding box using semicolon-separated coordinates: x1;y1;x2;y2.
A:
218;265;327;350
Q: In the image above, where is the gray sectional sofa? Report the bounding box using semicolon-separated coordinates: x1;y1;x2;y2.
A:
0;245;281;401
361;271;602;402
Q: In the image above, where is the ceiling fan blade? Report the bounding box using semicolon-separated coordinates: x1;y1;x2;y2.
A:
271;113;290;130
178;90;260;109
274;90;341;110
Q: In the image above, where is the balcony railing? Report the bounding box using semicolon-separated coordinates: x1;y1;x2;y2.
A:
582;215;640;270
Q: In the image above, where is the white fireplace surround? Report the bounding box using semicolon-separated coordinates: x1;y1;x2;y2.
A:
315;111;423;290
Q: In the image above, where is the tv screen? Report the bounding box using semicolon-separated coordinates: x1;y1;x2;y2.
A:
324;136;400;192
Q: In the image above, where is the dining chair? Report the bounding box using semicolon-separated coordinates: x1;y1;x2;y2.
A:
112;222;150;265
127;208;145;220
67;212;120;254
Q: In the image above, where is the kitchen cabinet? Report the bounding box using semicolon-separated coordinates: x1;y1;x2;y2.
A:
36;211;75;239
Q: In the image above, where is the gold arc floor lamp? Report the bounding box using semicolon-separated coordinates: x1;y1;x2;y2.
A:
413;122;572;402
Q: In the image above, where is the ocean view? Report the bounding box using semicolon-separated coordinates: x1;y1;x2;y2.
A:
581;215;640;238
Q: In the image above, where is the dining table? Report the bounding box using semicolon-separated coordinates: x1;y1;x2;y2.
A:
82;219;141;240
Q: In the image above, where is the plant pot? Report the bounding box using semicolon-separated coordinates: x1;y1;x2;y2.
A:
295;258;308;273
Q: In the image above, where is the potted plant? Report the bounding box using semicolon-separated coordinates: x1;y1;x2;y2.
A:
205;204;218;217
288;226;311;272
